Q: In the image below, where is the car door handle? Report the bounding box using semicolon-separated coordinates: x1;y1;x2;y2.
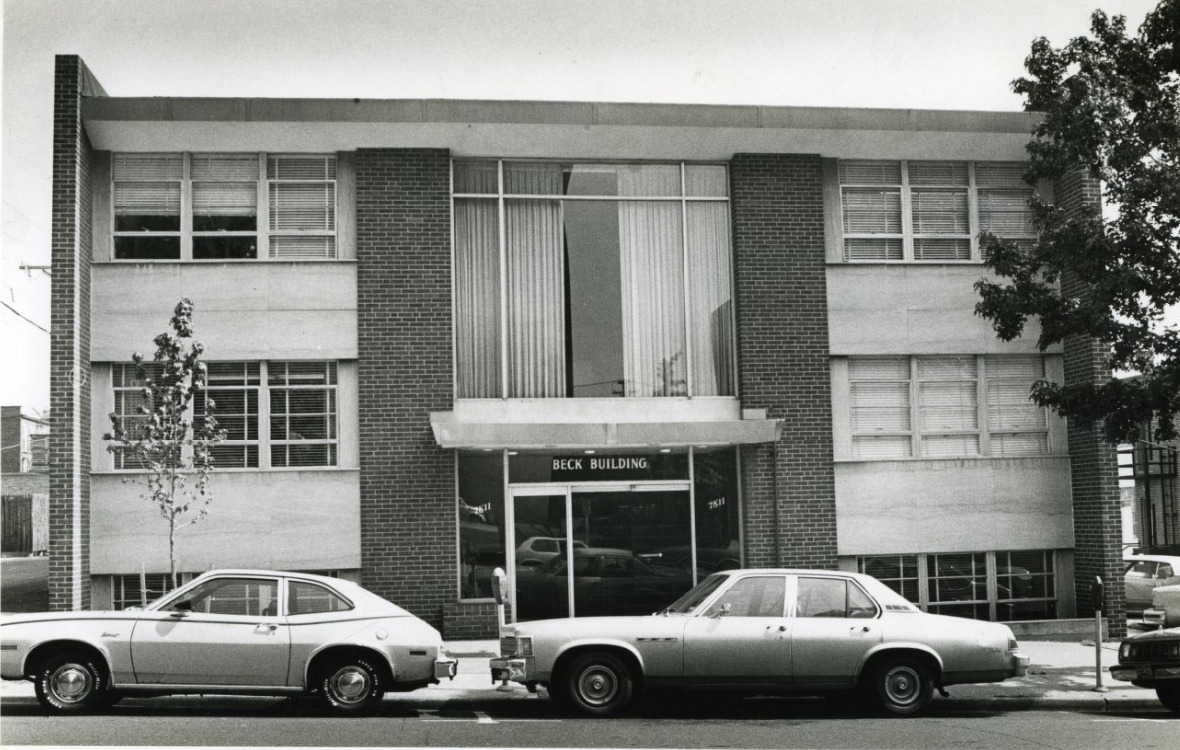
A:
255;623;278;634
851;626;871;633
766;624;787;631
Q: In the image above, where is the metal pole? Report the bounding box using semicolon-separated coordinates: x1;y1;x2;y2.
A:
1093;576;1108;692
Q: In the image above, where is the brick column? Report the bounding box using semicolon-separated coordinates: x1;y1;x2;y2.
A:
355;149;453;629
1058;171;1126;638
49;55;104;610
730;153;838;569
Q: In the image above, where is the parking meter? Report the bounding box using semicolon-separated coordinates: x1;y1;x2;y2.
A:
1091;576;1104;612
1091;576;1107;691
492;567;507;606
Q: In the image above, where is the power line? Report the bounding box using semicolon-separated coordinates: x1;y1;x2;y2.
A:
0;300;50;334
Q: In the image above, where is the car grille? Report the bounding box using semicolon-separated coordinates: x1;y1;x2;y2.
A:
1126;640;1180;662
500;636;516;658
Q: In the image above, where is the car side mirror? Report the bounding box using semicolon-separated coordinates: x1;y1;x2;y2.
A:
710;603;732;619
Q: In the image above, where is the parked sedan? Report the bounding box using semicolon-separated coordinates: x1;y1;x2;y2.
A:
1109;626;1180;713
492;568;1028;717
1123;553;1180;617
0;569;457;714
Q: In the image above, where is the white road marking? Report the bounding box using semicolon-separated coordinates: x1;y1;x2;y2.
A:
1092;718;1175;723
476;711;496;724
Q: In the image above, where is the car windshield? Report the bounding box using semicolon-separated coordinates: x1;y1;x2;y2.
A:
660;573;728;614
858;575;920;612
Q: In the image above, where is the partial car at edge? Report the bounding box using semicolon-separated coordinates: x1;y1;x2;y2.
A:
492;568;1029;717
0;569;457;714
1109;626;1180;713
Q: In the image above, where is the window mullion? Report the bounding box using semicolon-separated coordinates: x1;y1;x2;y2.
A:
258;152;270;261
680;163;694;398
977;355;991;456
259;361;272;470
968;162;981;261
986;551;998;621
900;161;914;261
180;153;193;260
917;553;930;611
498;160;509;399
909;357;921;457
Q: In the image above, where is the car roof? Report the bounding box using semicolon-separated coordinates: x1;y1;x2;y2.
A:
1124;554;1180;564
189;569;348;586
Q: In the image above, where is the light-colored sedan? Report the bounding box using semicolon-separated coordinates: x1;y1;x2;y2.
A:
492;568;1029;717
1144;583;1180;629
0;569;457;714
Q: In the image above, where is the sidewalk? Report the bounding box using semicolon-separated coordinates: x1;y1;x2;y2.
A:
0;638;1166;713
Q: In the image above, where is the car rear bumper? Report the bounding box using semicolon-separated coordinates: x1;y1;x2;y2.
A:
1143;608;1167;628
1013;652;1030;677
490;657;534;683
435;653;458;681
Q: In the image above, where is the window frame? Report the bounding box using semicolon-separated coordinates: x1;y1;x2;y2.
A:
837;160;1037;263
110;152;338;262
451;158;737;400
849;355;1050;459
858;549;1058;622
108;360;339;472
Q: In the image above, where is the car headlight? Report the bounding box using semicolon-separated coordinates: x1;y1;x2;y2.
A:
517;635;533;657
1120;642;1131;660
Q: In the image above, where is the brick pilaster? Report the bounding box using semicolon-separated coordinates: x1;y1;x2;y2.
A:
730;153;838;569
49;55;103;611
355;149;454;630
1058;171;1126;638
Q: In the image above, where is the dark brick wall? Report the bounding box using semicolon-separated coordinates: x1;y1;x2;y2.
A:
355;148;457;632
49;55;101;611
730;153;838;569
1057;171;1126;637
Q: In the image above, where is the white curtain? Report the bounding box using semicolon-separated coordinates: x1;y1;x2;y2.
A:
454;199;500;397
507;166;566;397
618;169;685;396
687;203;734;395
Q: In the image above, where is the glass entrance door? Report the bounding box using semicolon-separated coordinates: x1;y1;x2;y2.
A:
510;485;694;622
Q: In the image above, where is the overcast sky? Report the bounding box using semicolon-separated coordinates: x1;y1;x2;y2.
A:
0;0;1163;411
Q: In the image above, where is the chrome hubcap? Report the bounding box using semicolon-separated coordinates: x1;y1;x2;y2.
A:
578;666;618;706
330;667;371;704
51;665;92;703
883;665;920;705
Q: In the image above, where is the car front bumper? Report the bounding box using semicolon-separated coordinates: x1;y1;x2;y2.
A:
1110;664;1180;683
1013;652;1030;677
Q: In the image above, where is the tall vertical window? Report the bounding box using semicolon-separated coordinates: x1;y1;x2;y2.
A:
848;355;1050;459
111;363;164;469
111;152;337;261
453;161;734;399
193;362;260;468
838;160;1036;262
268;362;338;468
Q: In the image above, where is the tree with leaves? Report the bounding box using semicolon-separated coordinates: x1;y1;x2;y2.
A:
975;0;1179;442
104;298;225;588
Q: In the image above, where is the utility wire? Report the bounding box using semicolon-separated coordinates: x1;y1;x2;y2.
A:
0;300;50;334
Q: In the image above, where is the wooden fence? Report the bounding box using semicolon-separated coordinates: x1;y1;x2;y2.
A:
1;494;48;554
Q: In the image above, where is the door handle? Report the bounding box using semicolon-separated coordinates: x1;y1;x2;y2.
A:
851;626;871;633
765;624;787;632
255;623;278;634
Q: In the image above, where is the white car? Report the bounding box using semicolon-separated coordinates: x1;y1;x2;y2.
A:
1;569;457;714
492;568;1028;717
1124;553;1180;618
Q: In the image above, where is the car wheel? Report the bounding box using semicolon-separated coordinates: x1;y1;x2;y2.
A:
867;656;933;716
319;657;384;714
1157;686;1180;714
34;651;107;714
561;651;635;717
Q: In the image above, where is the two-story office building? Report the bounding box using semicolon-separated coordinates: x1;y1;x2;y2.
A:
48;56;1126;637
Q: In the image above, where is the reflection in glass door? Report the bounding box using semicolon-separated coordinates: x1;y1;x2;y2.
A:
510;486;694;622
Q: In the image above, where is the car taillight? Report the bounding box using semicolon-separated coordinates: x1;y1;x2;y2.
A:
518;636;533;657
1008;637;1019;651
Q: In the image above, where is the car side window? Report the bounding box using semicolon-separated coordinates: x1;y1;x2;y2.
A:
288;581;352;616
534;539;558;554
848;582;879;618
1158;564;1174;579
1127;561;1155;578
704;576;786;617
599;557;633;578
168;577;279;617
797;577;852;618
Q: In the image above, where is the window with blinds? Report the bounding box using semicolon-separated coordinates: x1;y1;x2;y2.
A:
848;355;1049;460
838;160;1035;262
111;362;164;469
111;360;338;471
111;152;337;261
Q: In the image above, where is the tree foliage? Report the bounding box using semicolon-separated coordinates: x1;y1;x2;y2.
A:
975;0;1180;442
103;299;225;587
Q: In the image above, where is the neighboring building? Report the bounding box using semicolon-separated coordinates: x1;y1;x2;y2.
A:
49;55;1126;637
1;405;50;555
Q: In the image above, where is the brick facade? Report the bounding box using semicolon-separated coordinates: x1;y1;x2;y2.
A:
49;55;102;611
355;148;459;632
1057;171;1127;637
730;153;838;569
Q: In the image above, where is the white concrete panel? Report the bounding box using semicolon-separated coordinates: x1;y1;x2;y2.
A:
90;470;360;573
91;263;357;360
834;457;1074;555
827;265;1061;355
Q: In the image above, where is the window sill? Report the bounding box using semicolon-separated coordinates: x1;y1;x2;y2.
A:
94;259;355;265
92;467;359;476
834;454;1067;464
828;260;985;266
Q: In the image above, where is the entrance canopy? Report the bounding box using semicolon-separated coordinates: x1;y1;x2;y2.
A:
430;411;781;450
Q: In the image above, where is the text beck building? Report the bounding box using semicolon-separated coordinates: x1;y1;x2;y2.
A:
48;56;1126;638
